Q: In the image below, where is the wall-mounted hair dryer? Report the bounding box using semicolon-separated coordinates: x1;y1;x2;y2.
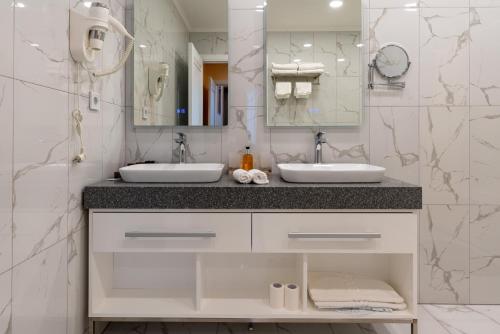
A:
69;2;134;77
148;63;170;101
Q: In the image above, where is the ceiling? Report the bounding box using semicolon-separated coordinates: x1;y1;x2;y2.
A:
172;0;361;33
173;0;228;32
267;0;361;32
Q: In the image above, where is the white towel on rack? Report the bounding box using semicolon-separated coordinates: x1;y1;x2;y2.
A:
294;82;312;99
308;272;405;304
272;69;298;76
297;69;325;76
272;63;298;70
248;169;269;184
275;82;292;100
299;63;325;71
232;169;252;184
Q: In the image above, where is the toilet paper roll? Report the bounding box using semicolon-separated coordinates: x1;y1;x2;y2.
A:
285;283;300;311
269;282;285;309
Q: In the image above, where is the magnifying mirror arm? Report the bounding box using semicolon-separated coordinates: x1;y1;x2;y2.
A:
368;61;407;90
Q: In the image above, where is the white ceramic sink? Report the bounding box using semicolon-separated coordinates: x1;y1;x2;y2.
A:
119;163;225;183
277;163;386;183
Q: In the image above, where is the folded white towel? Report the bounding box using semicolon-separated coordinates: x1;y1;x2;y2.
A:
294;82;312;99
272;63;298;70
308;272;405;304
233;169;252;184
275;82;292;100
248;169;269;184
298;69;325;76
299;63;325;71
314;301;407;311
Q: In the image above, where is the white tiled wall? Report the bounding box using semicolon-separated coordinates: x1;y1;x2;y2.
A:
0;0;128;333
127;0;500;305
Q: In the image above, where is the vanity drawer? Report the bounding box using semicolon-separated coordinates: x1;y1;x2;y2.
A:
92;213;251;253
252;213;417;253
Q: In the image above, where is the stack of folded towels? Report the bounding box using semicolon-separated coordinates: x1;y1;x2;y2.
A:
308;272;407;312
233;169;269;185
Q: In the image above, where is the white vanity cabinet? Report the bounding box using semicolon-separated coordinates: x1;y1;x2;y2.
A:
89;210;418;333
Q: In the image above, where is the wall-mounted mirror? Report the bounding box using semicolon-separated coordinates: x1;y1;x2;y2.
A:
266;0;363;127
133;0;228;127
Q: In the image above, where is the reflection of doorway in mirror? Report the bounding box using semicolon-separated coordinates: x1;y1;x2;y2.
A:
204;63;228;127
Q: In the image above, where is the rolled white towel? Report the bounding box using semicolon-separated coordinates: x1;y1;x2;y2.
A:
299;62;325;71
272;63;298;70
272;69;298;76
233;169;252;184
298;69;325;76
249;169;269;185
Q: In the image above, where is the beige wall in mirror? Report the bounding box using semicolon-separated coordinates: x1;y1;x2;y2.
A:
266;0;363;127
133;0;229;127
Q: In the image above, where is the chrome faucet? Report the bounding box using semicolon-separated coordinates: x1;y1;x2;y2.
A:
314;131;327;164
175;132;187;164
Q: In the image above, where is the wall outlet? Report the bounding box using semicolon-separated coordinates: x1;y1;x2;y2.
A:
89;91;101;111
142;106;150;120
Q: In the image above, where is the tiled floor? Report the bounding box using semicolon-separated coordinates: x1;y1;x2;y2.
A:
103;305;500;334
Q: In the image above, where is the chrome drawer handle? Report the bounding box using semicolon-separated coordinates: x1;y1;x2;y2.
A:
125;232;217;238
288;232;381;239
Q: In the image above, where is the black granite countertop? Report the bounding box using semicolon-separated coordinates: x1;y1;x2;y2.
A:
83;175;422;210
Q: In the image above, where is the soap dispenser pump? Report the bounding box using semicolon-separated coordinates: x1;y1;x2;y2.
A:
241;146;254;171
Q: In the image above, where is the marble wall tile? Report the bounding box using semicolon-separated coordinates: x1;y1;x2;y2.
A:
470;205;500;304
229;9;264;108
0;271;11;334
172;128;222;164
470;8;500;106
267;32;291;56
68;95;103;234
0;77;13;274
420;8;469;106
422;305;500;333
190;33;229;55
370;107;420;184
101;0;127;106
126;109;173;164
369;8;419;107
14;0;69;91
102;102;126;178
12;241;67;334
470;106;500;204
67;229;88;334
420;107;469;205
471;0;500;6
419;205;470;304
270;128;316;168
13;81;68;266
370;0;420;8
0;0;13;78
222;107;270;169
337;32;361;77
420;0;469;6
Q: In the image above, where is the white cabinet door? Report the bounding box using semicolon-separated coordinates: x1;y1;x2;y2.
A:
93;213;251;253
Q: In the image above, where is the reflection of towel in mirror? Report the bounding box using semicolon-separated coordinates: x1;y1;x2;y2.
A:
272;69;298;76
233;169;252;184
272;63;298;70
294;82;312;99
299;63;325;71
298;69;325;76
275;82;292;100
248;169;269;184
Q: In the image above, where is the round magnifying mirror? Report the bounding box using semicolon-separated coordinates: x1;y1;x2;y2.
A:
374;44;410;79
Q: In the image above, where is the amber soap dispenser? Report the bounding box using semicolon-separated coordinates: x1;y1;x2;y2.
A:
240;146;254;171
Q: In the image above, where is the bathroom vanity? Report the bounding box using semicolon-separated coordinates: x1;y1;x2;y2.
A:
84;175;421;333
